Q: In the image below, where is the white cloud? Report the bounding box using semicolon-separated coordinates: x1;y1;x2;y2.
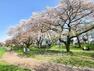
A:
0;35;12;43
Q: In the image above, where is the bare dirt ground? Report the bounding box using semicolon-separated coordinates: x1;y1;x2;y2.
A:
1;52;40;70
0;52;94;71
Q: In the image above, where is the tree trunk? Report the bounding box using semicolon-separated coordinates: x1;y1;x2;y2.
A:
65;36;71;52
65;44;70;52
26;44;30;48
77;36;81;48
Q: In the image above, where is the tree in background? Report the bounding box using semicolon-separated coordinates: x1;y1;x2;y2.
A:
7;0;94;52
42;0;94;52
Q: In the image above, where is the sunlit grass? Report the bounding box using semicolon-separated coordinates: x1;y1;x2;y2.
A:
0;61;31;71
31;50;94;68
0;47;6;57
15;44;94;68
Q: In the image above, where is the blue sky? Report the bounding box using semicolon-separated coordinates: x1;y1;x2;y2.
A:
0;0;59;42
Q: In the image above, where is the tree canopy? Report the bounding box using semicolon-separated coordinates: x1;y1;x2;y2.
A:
7;0;94;52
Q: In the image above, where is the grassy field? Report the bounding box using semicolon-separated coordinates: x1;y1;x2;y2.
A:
0;61;31;71
0;47;6;57
15;44;94;68
0;47;31;71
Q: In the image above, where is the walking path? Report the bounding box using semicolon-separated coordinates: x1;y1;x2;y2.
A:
1;52;40;70
0;52;94;71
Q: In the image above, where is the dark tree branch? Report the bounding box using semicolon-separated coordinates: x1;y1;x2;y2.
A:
70;24;94;38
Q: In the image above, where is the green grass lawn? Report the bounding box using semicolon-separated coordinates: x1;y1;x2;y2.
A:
15;44;94;68
0;61;31;71
0;47;6;57
0;65;31;71
0;47;31;71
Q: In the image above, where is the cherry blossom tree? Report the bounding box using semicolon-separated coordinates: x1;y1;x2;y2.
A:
39;0;94;52
7;0;94;53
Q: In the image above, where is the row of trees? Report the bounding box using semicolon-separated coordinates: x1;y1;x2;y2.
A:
6;0;94;52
